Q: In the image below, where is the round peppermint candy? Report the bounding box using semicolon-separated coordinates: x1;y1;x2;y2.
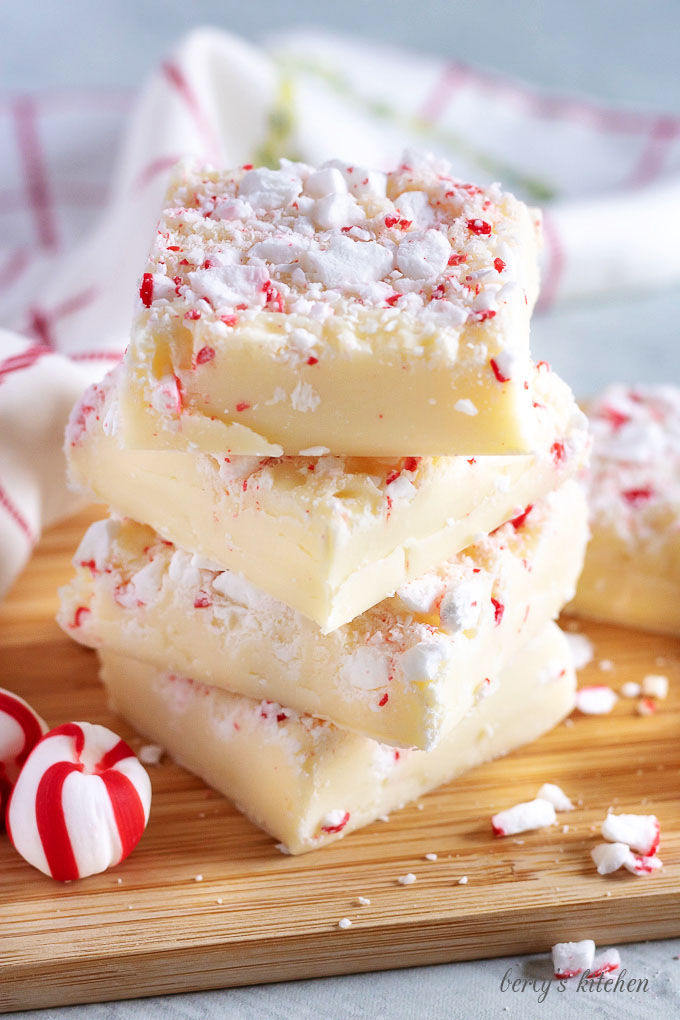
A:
0;688;47;822
6;722;151;880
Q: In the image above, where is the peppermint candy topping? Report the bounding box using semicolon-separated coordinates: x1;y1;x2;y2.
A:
0;689;47;822
491;797;556;837
7;722;151;881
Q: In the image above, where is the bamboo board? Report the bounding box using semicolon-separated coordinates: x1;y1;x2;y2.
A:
0;508;678;1012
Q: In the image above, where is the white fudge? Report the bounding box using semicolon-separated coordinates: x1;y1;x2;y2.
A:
99;623;576;854
66;362;587;631
58;481;587;749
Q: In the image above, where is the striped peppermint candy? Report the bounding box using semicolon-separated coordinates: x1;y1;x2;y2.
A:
0;688;47;822
6;722;151;881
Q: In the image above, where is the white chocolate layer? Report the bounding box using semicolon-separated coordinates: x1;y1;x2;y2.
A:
569;384;680;635
66;364;587;631
120;154;542;457
58;481;587;749
99;622;575;854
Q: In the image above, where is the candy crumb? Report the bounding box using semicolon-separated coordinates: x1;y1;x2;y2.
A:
458;876;468;885
138;743;164;765
356;896;371;906
620;682;641;698
598;660;614;672
565;633;594;670
425;853;438;861
552;939;595;978
641;674;668;699
637;698;657;716
338;918;352;930
397;873;417;885
194;874;203;882
536;783;574;812
575;686;618;715
492;797;556;836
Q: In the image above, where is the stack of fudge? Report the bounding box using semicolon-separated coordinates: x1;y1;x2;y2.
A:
59;152;589;854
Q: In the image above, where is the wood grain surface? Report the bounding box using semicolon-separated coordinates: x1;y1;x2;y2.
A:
1;508;678;1012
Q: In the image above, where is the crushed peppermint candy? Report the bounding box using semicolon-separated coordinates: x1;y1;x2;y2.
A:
320;809;350;834
641;674;668;699
535;783;574;812
591;948;621;976
338;917;353;930
601;812;660;856
138;744;164;766
564;632;594;670
356;896;371;906
397;872;417;885
591;842;632;875
424;853;438;862
134;151;538;362
622;853;663;877
552;941;621;979
491;797;556;836
552;940;595;978
574;686;618;715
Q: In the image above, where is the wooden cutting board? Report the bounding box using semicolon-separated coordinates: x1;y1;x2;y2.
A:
1;508;678;1012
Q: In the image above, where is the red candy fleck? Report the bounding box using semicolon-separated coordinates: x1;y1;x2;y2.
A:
385;293;403;306
242;163;253;170
491;598;505;625
622;486;654;505
276;712;288;723
139;273;154;308
467;457;476;465
509;504;533;530
321;810;350;834
467;219;492;236
307;356;319;365
193;592;212;609
493;257;506;273
72;606;91;628
385;469;401;485
536;360;551;372
600;405;630;430
490;358;509;383
403;457;421;473
236;401;250;412
184;309;201;321
196;346;215;365
378;693;389;707
221;314;238;327
384;214;412;229
167;245;181;252
550;441;566;465
448;253;466;266
491;821;506;837
475;309;497;322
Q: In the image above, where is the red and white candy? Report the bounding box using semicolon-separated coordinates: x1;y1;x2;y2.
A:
0;688;47;821
552;939;595;978
601;812;660;856
491;797;556;836
7;722;151;881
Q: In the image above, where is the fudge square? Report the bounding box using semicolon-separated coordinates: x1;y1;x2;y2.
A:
569;383;680;635
58;481;587;750
67;362;587;631
120;151;542;458
99;622;575;854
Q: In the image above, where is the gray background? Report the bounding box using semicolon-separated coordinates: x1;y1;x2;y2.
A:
2;1;679;1017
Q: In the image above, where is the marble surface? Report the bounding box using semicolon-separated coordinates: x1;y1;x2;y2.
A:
3;2;679;1015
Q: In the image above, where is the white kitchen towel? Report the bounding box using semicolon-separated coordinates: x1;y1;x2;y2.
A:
1;26;679;596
